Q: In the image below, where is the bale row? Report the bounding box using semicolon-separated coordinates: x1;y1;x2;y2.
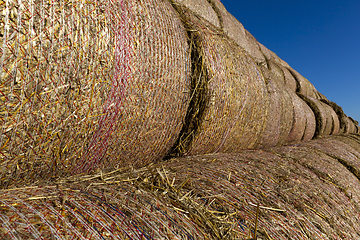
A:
0;0;190;186
1;134;360;239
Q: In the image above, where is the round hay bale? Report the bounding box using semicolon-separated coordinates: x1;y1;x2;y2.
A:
321;99;347;134
258;42;272;60
163;149;360;239
171;9;269;156
256;65;294;148
279;65;298;92
318;101;338;135
298;94;334;137
267;61;285;85
349;117;359;134
344;117;356;133
209;0;266;64
287;68;318;98
302;136;360;182
0;0;190;185
324;102;340;135
173;0;220;28
0;182;206;239
286;91;316;142
325;135;360;161
273;144;360;219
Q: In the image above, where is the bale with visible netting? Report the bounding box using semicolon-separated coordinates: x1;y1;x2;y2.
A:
321;99;348;133
0;181;207;239
168;7;269;156
0;0;190;186
286;91;316;142
302;136;360;184
267;61;285;84
256;65;294;148
298;94;337;137
279;65;298;92
2;134;360;239
165;143;360;239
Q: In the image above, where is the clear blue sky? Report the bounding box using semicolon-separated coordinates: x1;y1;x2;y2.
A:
221;0;360;122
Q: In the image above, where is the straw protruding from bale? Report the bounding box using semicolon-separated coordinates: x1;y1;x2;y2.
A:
167;5;271;156
0;0;190;186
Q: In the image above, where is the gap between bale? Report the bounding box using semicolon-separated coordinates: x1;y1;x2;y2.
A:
297;93;325;138
166;1;210;158
320;99;347;134
286;68;302;93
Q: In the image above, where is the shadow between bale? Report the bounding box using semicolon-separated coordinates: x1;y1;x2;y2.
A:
167;4;270;156
320;99;347;134
297;94;334;138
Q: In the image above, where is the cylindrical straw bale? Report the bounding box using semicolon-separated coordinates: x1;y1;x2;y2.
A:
279;65;298;92
324;102;340;135
256;65;294;148
287;91;316;142
176;10;268;155
349;117;359;134
0;182;206;239
298;95;333;137
303;136;360;181
259;42;272;60
209;0;266;64
319;101;338;135
321;99;347;134
288;68;318;98
173;0;220;28
163;148;360;239
346;117;357;134
0;0;190;185
267;61;285;85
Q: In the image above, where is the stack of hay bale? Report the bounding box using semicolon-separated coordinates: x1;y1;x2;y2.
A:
0;0;359;239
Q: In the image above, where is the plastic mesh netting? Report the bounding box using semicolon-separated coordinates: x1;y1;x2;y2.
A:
0;0;190;186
